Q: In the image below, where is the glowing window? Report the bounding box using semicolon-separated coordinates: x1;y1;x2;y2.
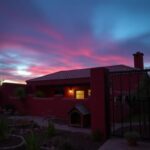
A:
76;91;85;99
88;89;91;96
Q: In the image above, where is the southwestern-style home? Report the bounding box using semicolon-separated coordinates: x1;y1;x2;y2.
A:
1;51;148;139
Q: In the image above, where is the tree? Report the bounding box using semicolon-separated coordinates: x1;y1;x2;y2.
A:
134;72;150;114
138;73;150;99
15;87;26;102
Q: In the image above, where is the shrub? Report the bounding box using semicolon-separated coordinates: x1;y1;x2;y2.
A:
46;121;56;137
0;117;10;141
124;131;140;141
91;130;102;141
25;130;40;150
35;91;45;98
15;87;26;101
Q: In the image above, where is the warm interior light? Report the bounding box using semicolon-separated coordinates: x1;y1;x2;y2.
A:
76;90;85;99
88;89;91;96
68;89;74;94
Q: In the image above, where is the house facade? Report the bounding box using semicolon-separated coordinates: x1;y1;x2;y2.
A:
0;51;147;139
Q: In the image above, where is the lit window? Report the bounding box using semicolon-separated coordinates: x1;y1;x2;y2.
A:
88;89;91;96
76;91;84;99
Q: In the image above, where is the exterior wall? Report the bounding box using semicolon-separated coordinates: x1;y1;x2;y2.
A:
110;72;142;95
109;71;143;123
27;78;90;87
64;85;90;98
109;99;129;122
27;78;90;97
5;67;108;139
0;83;26;106
90;67;109;139
1;68;109;137
32;85;90;99
26;97;91;119
1;69;144;140
7;96;92;121
1;68;122;139
3;97;27;114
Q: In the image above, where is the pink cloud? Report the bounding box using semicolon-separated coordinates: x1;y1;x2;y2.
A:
0;32;133;67
25;35;133;64
36;24;64;41
0;26;134;84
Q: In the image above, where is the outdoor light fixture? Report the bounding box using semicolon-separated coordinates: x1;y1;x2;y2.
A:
68;88;74;95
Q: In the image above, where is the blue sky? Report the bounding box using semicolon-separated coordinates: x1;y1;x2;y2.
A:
0;0;150;83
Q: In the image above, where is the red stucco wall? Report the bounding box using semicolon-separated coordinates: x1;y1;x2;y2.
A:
1;68;113;139
0;83;25;106
90;67;109;139
2;68;142;139
26;97;92;119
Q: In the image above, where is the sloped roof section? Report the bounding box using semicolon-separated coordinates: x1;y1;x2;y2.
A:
106;65;136;72
27;68;90;82
69;103;90;115
27;65;135;82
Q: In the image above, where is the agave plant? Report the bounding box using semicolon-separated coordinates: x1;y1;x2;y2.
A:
0;116;10;141
15;87;26;102
46;121;56;138
25;130;40;150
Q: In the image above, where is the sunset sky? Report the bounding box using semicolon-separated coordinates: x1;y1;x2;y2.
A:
0;0;150;84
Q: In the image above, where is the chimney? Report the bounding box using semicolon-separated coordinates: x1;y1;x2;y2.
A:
133;51;144;69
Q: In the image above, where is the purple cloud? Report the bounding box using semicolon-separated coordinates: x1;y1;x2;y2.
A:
0;0;150;83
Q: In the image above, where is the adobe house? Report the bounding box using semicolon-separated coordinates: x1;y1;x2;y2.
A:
24;52;144;137
26;51;144;100
0;51;146;139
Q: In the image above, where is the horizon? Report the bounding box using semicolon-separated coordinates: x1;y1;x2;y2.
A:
1;0;150;84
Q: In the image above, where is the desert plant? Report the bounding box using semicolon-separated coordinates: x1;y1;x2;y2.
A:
35;90;45;98
124;131;140;146
91;130;102;141
46;121;56;137
25;130;40;150
0;117;10;141
15;87;26;101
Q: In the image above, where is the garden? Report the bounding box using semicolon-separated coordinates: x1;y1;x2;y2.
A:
0;114;102;150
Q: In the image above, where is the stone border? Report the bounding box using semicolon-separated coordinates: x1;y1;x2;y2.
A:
0;134;25;150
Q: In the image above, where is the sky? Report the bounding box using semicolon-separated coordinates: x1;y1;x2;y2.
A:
0;0;150;84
